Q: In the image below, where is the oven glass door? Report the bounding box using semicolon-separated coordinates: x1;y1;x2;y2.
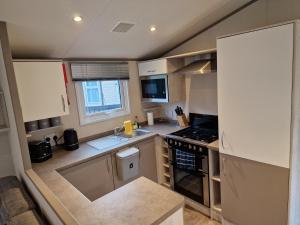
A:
172;148;209;207
141;77;167;99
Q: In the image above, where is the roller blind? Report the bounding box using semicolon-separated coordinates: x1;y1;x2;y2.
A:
70;62;129;81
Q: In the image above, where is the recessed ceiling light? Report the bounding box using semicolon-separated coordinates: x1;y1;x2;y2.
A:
73;16;82;22
149;25;156;32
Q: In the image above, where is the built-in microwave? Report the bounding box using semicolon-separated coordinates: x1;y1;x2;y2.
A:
140;75;168;103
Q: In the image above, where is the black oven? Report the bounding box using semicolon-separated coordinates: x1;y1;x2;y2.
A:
140;75;168;103
168;139;210;207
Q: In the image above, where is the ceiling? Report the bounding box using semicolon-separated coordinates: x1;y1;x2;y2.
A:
0;0;251;59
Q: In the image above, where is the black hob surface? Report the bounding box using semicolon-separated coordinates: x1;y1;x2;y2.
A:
171;113;218;143
171;128;218;143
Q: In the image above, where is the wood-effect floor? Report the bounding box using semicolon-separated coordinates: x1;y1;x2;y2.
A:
184;207;220;225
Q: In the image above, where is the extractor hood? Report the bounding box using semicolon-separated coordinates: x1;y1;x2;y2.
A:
172;52;217;76
174;59;216;75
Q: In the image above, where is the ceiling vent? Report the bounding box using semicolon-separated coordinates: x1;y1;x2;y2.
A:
111;22;135;33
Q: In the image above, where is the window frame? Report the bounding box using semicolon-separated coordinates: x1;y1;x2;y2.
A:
82;81;103;107
75;80;131;125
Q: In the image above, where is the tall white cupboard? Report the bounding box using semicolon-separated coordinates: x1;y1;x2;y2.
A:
217;21;300;225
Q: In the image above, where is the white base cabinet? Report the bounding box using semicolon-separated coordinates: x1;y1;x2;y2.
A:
13;61;69;122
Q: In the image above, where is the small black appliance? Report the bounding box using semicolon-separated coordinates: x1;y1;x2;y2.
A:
28;140;52;163
63;129;79;151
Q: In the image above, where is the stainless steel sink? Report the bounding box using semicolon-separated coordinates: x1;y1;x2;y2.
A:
116;129;151;138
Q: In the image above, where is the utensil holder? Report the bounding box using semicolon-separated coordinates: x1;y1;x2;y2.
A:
177;114;188;127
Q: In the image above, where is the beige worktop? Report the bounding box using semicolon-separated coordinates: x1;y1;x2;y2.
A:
142;121;182;137
207;140;219;151
32;122;184;225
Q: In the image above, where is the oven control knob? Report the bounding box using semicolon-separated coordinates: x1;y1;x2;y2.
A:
169;140;173;144
175;141;178;145
178;142;182;147
199;148;203;152
193;146;197;150
189;144;192;149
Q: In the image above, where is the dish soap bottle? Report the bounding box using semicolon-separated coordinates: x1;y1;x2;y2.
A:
132;116;140;130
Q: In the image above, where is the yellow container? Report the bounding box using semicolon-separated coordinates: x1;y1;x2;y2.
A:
124;120;133;135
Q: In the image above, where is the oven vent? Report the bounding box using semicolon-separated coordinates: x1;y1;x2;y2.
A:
112;22;135;33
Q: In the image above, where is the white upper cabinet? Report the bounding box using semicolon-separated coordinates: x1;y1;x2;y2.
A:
138;58;183;76
13;61;69;122
138;58;168;76
217;23;294;168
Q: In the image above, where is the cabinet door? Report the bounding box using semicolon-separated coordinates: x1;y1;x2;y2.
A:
137;138;158;182
138;59;167;76
217;24;293;168
14;61;69;122
220;154;289;225
58;154;114;201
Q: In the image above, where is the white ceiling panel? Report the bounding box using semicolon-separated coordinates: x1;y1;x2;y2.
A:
0;0;252;59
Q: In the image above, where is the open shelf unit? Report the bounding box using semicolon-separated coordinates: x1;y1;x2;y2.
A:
26;124;63;138
160;138;171;189
209;148;222;222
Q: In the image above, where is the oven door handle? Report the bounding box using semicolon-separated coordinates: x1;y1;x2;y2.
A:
198;172;207;177
197;169;208;174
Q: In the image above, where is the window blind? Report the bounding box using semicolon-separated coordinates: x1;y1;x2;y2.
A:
70;62;129;81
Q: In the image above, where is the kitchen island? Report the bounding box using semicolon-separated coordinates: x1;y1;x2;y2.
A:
29;122;184;225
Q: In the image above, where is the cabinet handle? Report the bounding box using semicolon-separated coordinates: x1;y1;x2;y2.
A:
61;95;66;112
221;131;225;150
138;147;141;160
147;69;156;73
106;157;110;173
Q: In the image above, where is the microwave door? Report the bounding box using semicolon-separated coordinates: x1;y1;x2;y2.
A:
141;75;168;103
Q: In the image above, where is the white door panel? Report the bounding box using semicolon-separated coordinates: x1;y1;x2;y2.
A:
14;61;69;122
217;24;293;168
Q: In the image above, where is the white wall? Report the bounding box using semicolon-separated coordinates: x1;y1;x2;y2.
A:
188;73;217;115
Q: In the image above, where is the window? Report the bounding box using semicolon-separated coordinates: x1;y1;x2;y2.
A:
75;80;130;125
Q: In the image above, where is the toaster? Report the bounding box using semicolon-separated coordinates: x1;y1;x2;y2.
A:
28;140;52;163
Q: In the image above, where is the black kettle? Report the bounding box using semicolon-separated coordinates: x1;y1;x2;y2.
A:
63;129;79;151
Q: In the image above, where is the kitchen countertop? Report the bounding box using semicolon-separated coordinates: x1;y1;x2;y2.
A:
32;122;184;225
142;121;182;137
207;140;219;151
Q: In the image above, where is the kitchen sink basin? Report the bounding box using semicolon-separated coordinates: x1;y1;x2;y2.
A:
116;129;151;138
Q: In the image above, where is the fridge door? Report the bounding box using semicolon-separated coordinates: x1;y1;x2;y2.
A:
220;154;289;225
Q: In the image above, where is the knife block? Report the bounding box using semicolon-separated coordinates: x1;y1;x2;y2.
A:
176;114;189;128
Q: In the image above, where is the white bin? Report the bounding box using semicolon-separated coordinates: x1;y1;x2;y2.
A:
116;147;140;181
